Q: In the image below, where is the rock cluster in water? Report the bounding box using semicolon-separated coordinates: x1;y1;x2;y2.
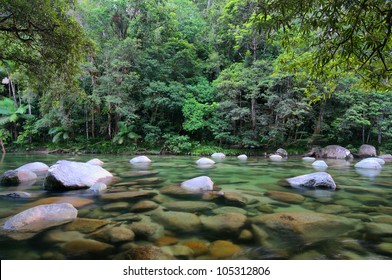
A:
0;152;391;260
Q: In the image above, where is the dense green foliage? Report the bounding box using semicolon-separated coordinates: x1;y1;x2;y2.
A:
0;0;391;154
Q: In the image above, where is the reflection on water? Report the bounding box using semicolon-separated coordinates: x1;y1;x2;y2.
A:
0;154;391;260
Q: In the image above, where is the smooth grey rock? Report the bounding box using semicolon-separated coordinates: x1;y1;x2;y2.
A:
211;152;226;159
195;157;215;166
237;154;248;160
201;213;247;234
302;157;316;162
44;160;113;191
312;160;328;168
180;176;214;192
358;144;377;158
276;148;288;157
269;154;283;161
355;158;382;169
2;203;77;236
86;158;104;166
286;172;336;190
321;145;351;159
0;169;37;186
130;156;152;165
378;154;392;160
89;182;107;193
16;162;49;176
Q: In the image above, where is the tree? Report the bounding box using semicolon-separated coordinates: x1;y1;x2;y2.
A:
0;0;91;84
252;0;392;87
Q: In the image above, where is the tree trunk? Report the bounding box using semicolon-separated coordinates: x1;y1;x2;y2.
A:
0;138;6;154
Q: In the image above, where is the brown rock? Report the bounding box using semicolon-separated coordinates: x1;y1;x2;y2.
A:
265;191;305;204
100;191;157;201
223;192;248;207
209;240;241;259
24;196;94;209
182;241;209;256
63;239;113;256
201;213;247;234
131;200;159;212
155;236;178;246
125;245;172;260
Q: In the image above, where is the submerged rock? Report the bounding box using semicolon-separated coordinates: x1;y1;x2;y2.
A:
0;191;32;199
180;176;214;192
201;213;247;234
89;182;107;193
63;239;114;256
162;201;217;213
209;240;241;259
44;160;114;191
251;212;358;244
152;210;201;233
0;169;37;186
1;203;77;240
286;172;337;190
130;156;152;165
265;191;305;204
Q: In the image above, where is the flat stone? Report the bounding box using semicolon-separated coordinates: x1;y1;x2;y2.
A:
376;243;392;255
302;157;316;162
63;239;113;256
365;223;392;236
43;229;85;243
102;202;130;211
223;191;248;207
63;218;110;233
201;213;247;234
265;191;305;204
130;200;159;212
129;221;164;240
124;245;172;260
160;185;203;198
162;201;217;212
209;240;241;259
316;204;350;214
24;196;94;209
155;236;178;246
90;226;135;243
100;191;157;201
162;245;194;258
152;210;201;233
182;241;209;256
372;216;392;225
251;212;358;243
112;213;142;222
212;206;247;215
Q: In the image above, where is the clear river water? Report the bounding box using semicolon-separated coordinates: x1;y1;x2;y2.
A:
0;153;391;260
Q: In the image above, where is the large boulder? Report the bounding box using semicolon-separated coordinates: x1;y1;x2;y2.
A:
276;148;288;157
354;158;382;169
44;160;114;191
16;162;49;176
358;144;377;158
286;172;336;190
321;145;351;159
130;156;152;165
1;203;77;240
180;176;214;192
0;169;37;186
